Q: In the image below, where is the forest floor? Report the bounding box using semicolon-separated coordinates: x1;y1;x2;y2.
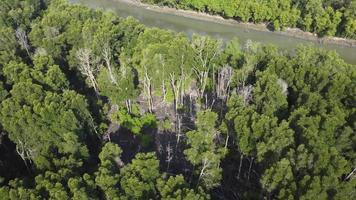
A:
118;0;356;47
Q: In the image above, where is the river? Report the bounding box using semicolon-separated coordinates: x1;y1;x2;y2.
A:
70;0;356;64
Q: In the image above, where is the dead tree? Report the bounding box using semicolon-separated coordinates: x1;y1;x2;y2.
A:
178;55;187;107
193;65;209;100
216;65;233;101
118;63;133;113
237;154;244;179
16;139;33;172
114;156;124;167
247;157;254;180
15;28;31;57
143;65;153;113
169;73;180;114
277;78;288;95
344;168;356;181
192;36;221;100
102;43;117;85
125;99;132;113
155;54;168;102
237;84;253;105
170;55;187;114
166;142;173;171
224;134;229;155
175;114;183;150
76;48;99;95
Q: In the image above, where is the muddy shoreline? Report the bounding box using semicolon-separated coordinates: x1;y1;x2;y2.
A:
118;0;356;47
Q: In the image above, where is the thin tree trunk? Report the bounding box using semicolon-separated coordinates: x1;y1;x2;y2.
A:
16;140;31;173
103;43;117;85
237;154;243;179
344;168;356;181
197;158;209;188
76;48;99;95
224;134;229;155
248;157;254;181
143;70;153;113
15;28;31;58
176;114;182;150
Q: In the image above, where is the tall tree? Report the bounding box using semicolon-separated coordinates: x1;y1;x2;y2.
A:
184;110;225;189
95;142;123;199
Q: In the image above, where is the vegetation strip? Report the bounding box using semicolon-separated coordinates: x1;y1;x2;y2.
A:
128;0;356;46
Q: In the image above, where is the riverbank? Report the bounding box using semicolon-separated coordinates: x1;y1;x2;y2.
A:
119;0;356;47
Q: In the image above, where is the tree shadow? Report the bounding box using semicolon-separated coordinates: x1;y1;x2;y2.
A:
110;126;157;163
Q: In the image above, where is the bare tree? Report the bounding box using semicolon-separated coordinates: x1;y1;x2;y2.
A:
237;154;244;179
170;55;187;114
158;54;167;102
216;65;233;101
125;99;132;113
247;157;254;180
277;78;288;95
143;65;153;113
192;36;221;100
179;55;187;107
175;114;183;150
76;48;100;95
237;85;253;105
114;156;124;167
166;142;173;171
224;133;229;155
344;168;356;181
16;139;33;172
15;28;31;57
169;73;180;113
102;43;117;85
193;66;209;100
118;62;133;113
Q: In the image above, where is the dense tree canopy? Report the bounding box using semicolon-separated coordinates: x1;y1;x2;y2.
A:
0;0;355;199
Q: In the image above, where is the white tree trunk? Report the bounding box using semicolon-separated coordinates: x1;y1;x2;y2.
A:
15;28;31;57
166;142;173;171
216;65;233;101
76;48;99;95
102;43;117;85
143;67;153;113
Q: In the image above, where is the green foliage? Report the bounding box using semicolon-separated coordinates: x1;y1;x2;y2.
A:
225;45;355;199
0;1;354;199
132;28;194;102
0;84;91;170
146;0;356;38
184;110;225;189
0;81;8;101
0;27;19;66
97;66;137;105
221;37;243;67
159;118;173;132
0;0;44;29
120;152;160;199
95;142;122;199
111;104;157;135
156;175;208;200
68;174;99;200
0;53;91;171
3;55;69;90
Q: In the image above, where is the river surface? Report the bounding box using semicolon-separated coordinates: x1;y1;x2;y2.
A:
70;0;356;64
